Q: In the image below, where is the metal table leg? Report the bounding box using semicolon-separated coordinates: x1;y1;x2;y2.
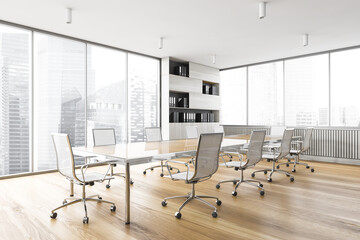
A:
125;162;130;224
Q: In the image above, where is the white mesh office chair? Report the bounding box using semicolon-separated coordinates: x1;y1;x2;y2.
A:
142;127;180;177
216;130;266;196
186;126;199;139
277;127;315;173
93;128;134;188
50;133;116;224
161;133;223;219
251;128;295;183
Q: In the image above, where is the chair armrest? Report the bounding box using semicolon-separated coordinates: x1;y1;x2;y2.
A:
79;162;112;183
165;160;190;180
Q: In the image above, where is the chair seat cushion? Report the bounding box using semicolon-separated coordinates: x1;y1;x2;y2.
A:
164;171;194;181
76;172;112;182
290;149;301;154
219;161;247;168
262;153;280;160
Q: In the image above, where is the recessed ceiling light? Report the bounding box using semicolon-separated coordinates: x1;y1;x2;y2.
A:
66;8;72;24
303;34;309;47
158;37;164;49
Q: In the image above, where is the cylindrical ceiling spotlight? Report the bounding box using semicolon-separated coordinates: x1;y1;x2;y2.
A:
212;55;216;64
259;2;266;19
158;37;163;49
66;8;72;24
303;34;309;47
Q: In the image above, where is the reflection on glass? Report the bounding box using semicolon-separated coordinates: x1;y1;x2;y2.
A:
285;54;329;126
128;54;160;142
86;45;127;145
34;33;86;171
248;61;284;125
0;24;31;176
331;49;360;126
220;68;247;125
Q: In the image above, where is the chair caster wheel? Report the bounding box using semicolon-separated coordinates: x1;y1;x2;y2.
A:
83;217;89;224
264;171;267;174
276;165;280;169
286;163;289;167
267;178;272;182
290;177;295;182
50;212;57;219
130;180;134;185
98;196;102;200
110;205;116;212
259;183;263;187
212;211;218;218
62;200;67;205
216;200;222;206
311;168;315;172
233;181;237;185
232;191;237;196
216;184;220;189
292;169;296;173
162;201;167;207
306;165;310;169
143;171;146;175
251;173;255;178
267;159;270;162
260;190;265;196
177;170;180;173
175;212;182;219
150;168;154;171
160;173;164;177
106;184;111;189
234;167;239;171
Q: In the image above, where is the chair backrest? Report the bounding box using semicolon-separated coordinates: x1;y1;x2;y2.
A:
278;128;294;159
145;127;162;142
93;128;116;146
270;126;286;136
246;130;266;166
302;127;314;152
51;133;76;180
189;133;223;182
186;126;199;139
213;125;224;134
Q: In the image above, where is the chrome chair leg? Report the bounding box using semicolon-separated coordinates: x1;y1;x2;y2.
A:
253;160;294;183
162;184;221;219
143;161;180;177
277;155;314;173
106;165;134;188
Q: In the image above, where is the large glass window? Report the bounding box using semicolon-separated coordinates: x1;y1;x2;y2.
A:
0;25;31;176
34;33;86;171
87;45;127;145
331;49;360;126
248;61;284;125
220;68;247;125
284;54;329;126
128;54;160;142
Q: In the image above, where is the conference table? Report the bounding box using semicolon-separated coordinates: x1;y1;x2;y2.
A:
73;137;250;224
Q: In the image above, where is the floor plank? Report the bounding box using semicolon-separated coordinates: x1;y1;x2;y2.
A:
0;159;359;240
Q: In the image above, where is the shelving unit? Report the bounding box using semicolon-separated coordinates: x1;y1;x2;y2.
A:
161;57;220;140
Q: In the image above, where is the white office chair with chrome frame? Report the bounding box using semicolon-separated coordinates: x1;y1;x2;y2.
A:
50;133;116;224
142;127;180;177
161;133;223;219
277;127;315;173
251;128;295;183
216;130;266;196
92;128;134;188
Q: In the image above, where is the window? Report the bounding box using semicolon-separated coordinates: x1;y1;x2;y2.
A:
220;68;247;125
128;54;160;142
248;61;284;125
331;49;360;126
34;33;86;171
87;45;127;145
0;24;31;176
284;54;329;126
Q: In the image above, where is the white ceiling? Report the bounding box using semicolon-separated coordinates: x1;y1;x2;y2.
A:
0;0;359;69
